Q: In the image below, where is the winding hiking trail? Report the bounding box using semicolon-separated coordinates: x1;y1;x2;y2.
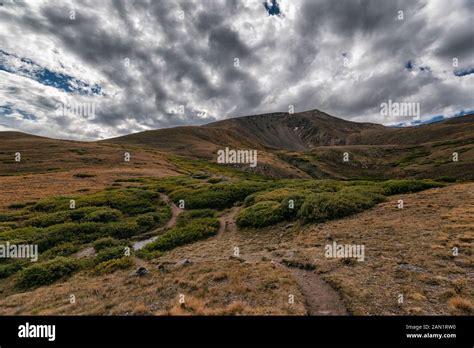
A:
281;266;347;315
217;206;240;237
159;193;182;230
214;206;347;315
5;184;471;316
75;193;347;315
235;249;347;315
132;193;182;251
74;193;183;258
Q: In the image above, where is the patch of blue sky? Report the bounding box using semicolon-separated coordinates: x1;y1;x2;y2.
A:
0;49;102;96
263;0;281;16
0;104;37;121
0;104;14;116
454;109;474;117
16;109;37;121
454;67;474;77
393;110;474;127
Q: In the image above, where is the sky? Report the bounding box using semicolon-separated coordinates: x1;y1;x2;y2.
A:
0;0;473;140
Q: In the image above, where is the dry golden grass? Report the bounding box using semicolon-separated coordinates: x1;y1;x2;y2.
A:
0;133;179;208
0;259;305;315
448;297;474;314
0;183;471;316
158;296;254;315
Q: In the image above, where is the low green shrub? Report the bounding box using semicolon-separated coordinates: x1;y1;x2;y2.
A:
37;222;103;250
379;180;442;195
76;188;159;215
177;209;217;227
169;181;268;210
207;177;223;184
146;218;219;252
0;224;14;233
8;202;27;209
24;210;72;228
136;213;160;228
298;190;383;223
84;208;122;223
436;176;457;183
191;171;210;179
93;237;122;251
243;194;256;207
134;248;163;260
253;188;309;203
0;226;42;243
30;196;72;213
236;201;285;228
16;257;79;289
0;262;23;279
95;246;128;264
280;196;305;219
99;221;143;239
41;242;80;259
94;257;134;274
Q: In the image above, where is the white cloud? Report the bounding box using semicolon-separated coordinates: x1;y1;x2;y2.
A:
0;0;472;140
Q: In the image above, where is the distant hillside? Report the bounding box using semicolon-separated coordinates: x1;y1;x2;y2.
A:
204;109;384;150
108;110;385;152
2;110;473;180
108;110;474;151
104;110;474;180
352;114;474;146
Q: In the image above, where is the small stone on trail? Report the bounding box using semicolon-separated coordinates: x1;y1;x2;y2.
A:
176;258;192;266
135;267;148;276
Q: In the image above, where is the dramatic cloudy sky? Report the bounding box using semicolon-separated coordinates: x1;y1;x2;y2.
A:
0;0;473;140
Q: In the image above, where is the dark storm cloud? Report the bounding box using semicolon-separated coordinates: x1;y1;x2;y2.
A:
0;0;473;139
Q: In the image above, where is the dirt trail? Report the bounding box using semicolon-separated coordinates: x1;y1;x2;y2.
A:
75;193;182;256
161;193;182;229
239;250;347;315
133;193;182;241
282;266;347;315
74;246;95;259
215;206;347;315
76;193;347;315
132;195;182;250
217;207;240;237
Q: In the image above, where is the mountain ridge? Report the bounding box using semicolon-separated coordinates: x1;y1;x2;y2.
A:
1;109;473;180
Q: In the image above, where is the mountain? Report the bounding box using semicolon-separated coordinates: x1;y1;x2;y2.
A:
204;110;384;150
1;110;473;180
108;109;384;153
105;109;474;180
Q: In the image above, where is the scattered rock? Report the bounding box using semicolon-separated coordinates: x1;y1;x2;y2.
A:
157;261;174;272
135;267;148;276
229;255;245;263
176;258;192;267
281;258;316;270
341;258;356;266
284;224;294;229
